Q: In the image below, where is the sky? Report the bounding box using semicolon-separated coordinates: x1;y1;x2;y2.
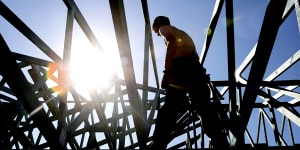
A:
1;0;300;148
2;0;299;84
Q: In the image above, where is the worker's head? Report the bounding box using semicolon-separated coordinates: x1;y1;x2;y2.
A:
152;16;170;36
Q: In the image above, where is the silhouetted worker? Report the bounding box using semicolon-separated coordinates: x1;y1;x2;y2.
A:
148;16;229;149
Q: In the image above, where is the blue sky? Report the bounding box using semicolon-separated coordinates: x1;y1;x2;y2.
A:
2;0;299;83
1;0;300;148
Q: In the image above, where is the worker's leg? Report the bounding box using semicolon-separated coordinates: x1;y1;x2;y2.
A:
198;101;229;149
149;87;187;149
189;84;229;149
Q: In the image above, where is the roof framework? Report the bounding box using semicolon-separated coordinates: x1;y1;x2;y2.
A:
0;0;300;149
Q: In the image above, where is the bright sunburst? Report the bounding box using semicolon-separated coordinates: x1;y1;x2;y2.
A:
69;39;120;94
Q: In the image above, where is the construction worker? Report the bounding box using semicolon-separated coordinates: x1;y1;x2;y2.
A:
148;16;229;149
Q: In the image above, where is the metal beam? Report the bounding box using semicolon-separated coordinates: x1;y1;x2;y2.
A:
235;0;295;84
295;0;300;32
225;0;240;146
238;0;288;143
57;6;75;146
63;0;103;51
0;1;62;62
109;0;148;148
258;90;300;127
141;0;151;127
141;0;160;88
0;35;65;149
265;50;300;81
200;0;224;65
225;0;237;121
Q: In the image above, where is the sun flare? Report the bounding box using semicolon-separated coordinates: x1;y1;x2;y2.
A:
69;40;120;93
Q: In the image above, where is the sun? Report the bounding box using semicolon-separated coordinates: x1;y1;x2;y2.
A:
69;39;121;94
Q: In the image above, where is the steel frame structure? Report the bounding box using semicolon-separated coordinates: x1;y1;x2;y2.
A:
0;0;300;149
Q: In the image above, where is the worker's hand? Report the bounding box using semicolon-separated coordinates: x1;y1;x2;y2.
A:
161;74;167;89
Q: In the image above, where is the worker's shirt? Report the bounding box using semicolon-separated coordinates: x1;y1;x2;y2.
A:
159;25;199;71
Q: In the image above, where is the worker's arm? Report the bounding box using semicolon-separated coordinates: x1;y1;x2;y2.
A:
159;26;179;70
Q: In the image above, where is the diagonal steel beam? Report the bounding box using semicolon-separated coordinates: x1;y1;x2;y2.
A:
265;50;300;81
200;0;224;65
63;0;103;51
0;1;62;62
258;90;300;127
0;35;65;149
238;0;288;144
235;0;295;84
